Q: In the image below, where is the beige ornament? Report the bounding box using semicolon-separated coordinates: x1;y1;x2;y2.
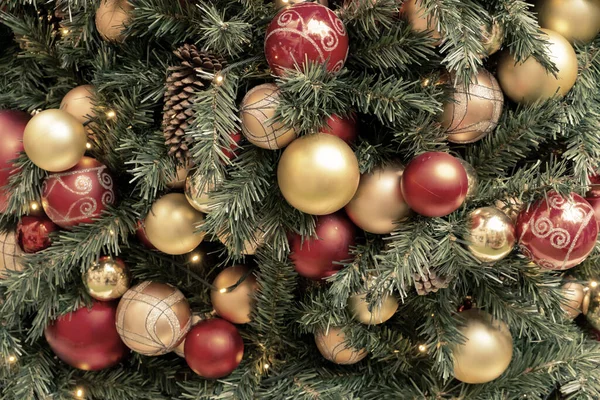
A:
560;280;585;319
457;159;478;199
0;231;23;279
185;173;222;214
166;164;190;190
60;85;96;125
217;227;266;256
211;265;258;324
95;0;133;43
400;0;442;45
348;292;399;325
315;327;368;365
173;314;203;357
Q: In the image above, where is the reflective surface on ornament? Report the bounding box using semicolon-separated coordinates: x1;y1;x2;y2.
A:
467;207;515;262
84;257;131;301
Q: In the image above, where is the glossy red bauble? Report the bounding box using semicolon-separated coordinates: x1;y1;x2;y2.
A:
589;173;600;197
322;114;357;144
222;131;244;161
517;192;598;270
0;110;31;213
401;152;468;217
44;301;128;371
16;215;58;253
584;196;600;229
42;157;115;229
289;212;357;280
265;3;349;76
184;318;244;379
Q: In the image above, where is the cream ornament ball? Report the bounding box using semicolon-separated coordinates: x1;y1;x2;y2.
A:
95;0;133;43
210;265;258;324
60;85;96;125
315;327;368;365
348;292;399;325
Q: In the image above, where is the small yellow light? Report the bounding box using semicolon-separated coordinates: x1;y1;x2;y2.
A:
215;75;224;84
191;254;200;262
86;143;92;150
7;355;16;363
264;364;270;370
106;110;116;119
418;344;427;353
30;201;39;211
61;28;70;35
591;281;598;289
75;388;84;398
219;288;227;294
109;230;115;235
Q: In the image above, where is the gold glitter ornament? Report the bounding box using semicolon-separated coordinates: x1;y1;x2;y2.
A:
83;257;131;301
116;281;192;356
315;327;368;365
0;230;23;279
348;292;398;325
466;207;516;263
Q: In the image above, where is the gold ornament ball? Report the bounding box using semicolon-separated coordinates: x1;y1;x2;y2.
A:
348;292;399;325
185;173;221;214
442;69;504;144
497;29;578;105
481;20;504;56
273;0;327;8
23;109;87;172
315;327;368;365
60;85;96;125
144;193;206;255
452;309;513;384
344;164;410;234
240;83;296;150
400;0;442;45
217;227;266;256
95;0;133;43
278;133;360;215
560;280;585;319
211;265;258;324
166;163;190;189
536;0;600;44
116;281;192;356
83;257;131;301
173;314;203;357
467;207;516;263
0;231;23;279
458;159;478;199
584;284;600;330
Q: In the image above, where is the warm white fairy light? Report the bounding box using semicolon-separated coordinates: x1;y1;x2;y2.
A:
75;387;85;398
418;344;427;353
106;110;116;119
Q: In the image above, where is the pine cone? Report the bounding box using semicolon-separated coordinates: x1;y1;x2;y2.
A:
163;44;227;162
413;270;448;295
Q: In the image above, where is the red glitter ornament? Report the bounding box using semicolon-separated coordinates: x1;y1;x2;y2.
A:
184;318;244;379
517;192;598;270
41;157;115;229
0;110;31;213
289;212;357;280
44;301;128;371
321;113;357;144
401;152;468;217
264;3;349;76
16;215;58;253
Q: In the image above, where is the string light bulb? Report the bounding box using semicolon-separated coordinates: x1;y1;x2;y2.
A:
591;281;598;289
418;344;427;353
215;75;224;84
264;363;270;371
30;201;40;211
75;387;85;399
7;355;17;364
190;253;200;263
219;288;227;294
61;28;70;35
86;143;92;150
106;110;116;119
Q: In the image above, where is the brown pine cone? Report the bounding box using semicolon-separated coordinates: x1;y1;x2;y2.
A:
413;269;449;295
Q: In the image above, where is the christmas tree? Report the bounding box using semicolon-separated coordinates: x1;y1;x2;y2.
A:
1;0;600;398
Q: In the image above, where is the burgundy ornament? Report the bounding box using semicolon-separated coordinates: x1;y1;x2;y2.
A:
0;110;31;213
321;113;357;144
136;220;156;250
44;301;128;371
516;192;598;270
401;152;468;217
16;215;58;253
42;157;115;229
584;196;600;229
184;318;244;379
289;212;356;280
589;173;600;198
222;131;244;161
264;3;349;76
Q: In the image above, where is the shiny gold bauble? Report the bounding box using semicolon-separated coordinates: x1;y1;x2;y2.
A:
348;292;399;325
217;227;266;256
452;309;513;384
442;69;504;144
458;159;478;199
60;85;96;125
185;173;221;214
560;280;585;319
83;257;131;301
23;109;87;172
481;20;504;56
278;134;360;215
314;327;368;365
144;193;206;255
273;0;327;8
95;0;133;43
240;83;296;150
536;0;600;44
467;207;516;263
166;164;190;189
0;231;23;279
211;265;258;324
400;0;442;45
497;29;578;104
344;164;410;234
173;314;203;357
116;281;192;356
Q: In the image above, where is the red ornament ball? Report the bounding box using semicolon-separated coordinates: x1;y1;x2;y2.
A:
289;212;357;280
44;301;128;371
321;113;357;144
222;131;244;161
586;196;600;229
589;173;600;197
17;215;58;253
135;220;156;250
184;318;244;379
42;157;116;229
265;3;349;76
401;152;468;217
0;110;31;213
516;192;598;270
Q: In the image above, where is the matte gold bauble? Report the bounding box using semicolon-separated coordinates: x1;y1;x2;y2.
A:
536;0;600;44
144;193;206;255
497;29;578;104
0;231;23;279
23;109;87;172
560;280;585;319
278;134;360;215
442;69;504;144
173;314;203;357
467;207;516;263
315;327;368;365
452;309;513;384
458;159;478;199
211;265;258;324
400;0;442;45
240;83;296;150
481;20;504;56
348;292;399;325
116;281;192;356
60;85;96;125
83;256;131;301
166;164;190;189
95;0;133;43
273;0;327;9
217;227;266;255
344;164;410;234
185;173;221;213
